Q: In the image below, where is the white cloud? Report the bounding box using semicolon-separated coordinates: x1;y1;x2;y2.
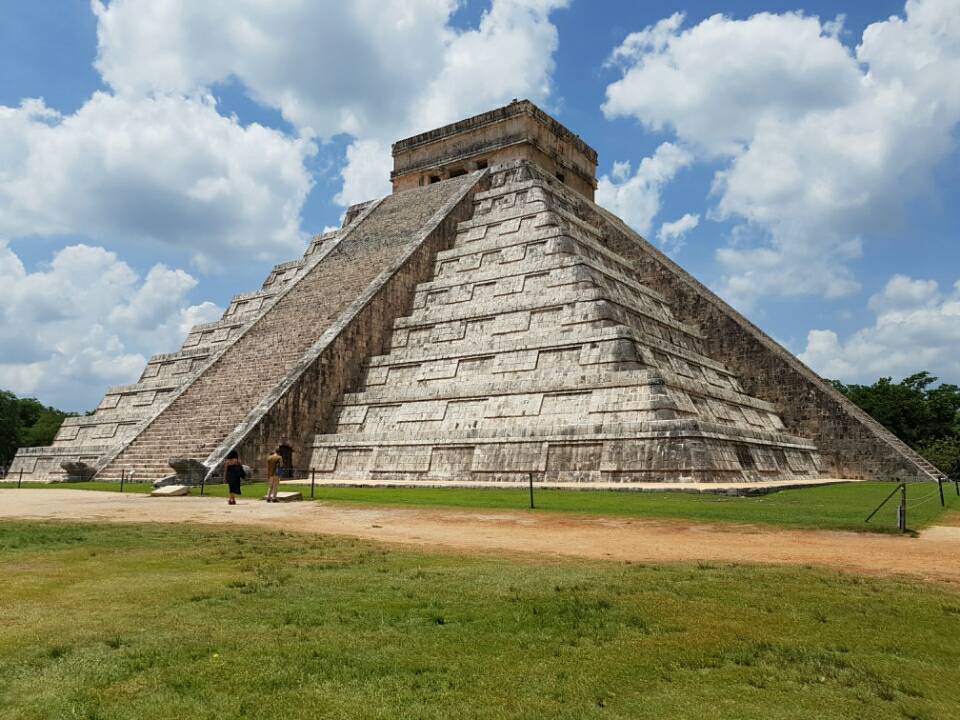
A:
92;0;570;207
0;0;571;412
334;139;393;209
799;274;960;383
656;213;699;252
0;93;315;269
411;0;567;132
0;241;221;410
601;0;960;308
596;143;693;236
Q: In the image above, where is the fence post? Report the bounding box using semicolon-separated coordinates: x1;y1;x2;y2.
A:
200;470;206;497
898;483;907;533
528;472;535;510
938;477;945;507
18;468;23;489
120;469;125;493
310;469;316;500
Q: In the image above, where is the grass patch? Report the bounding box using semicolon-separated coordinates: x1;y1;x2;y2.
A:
0;481;269;496
290;481;959;533
0;521;958;719
4;480;958;533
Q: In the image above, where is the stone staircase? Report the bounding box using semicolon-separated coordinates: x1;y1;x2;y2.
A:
310;169;824;483
95;174;480;483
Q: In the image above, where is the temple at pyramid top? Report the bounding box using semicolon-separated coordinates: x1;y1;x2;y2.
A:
391;99;599;200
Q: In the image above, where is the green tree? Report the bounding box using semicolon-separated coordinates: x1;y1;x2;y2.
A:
837;372;960;447
0;391;20;468
919;438;960;480
832;372;960;476
0;390;73;467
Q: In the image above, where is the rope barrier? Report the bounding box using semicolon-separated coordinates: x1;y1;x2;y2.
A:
904;484;942;507
906;489;941;510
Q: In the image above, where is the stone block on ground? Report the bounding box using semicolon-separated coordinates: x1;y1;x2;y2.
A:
150;484;190;497
267;491;302;502
59;461;95;482
167;458;207;485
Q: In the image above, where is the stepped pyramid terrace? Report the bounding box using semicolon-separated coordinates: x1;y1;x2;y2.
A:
10;100;941;487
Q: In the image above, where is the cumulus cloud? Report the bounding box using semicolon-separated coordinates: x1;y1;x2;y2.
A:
93;0;570;207
0;0;571;410
799;275;960;383
0;241;221;410
596;143;693;236
656;213;699;253
0;93;316;268
334;139;393;209
601;0;960;308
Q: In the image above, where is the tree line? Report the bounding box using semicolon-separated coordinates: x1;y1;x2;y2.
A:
830;372;960;480
2;372;959;477
0;390;74;469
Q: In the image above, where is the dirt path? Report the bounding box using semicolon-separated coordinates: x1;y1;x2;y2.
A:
3;490;960;585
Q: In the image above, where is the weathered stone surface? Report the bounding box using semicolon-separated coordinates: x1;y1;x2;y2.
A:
268;491;303;502
18;171;482;485
59;461;95;482
309;170;822;484
9;99;937;485
150;484;190;497
167;458;207;485
392;100;597;200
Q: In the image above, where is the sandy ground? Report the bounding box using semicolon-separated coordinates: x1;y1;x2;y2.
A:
3;489;960;585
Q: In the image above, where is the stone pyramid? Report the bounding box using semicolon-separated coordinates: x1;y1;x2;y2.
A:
10;100;940;485
312;165;820;483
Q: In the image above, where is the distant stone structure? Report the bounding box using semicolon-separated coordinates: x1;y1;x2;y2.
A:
10;100;940;485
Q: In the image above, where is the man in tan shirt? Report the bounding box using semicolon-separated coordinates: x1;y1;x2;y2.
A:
265;448;284;502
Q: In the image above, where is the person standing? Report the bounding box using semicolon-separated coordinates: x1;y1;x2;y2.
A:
265;447;284;502
224;450;245;505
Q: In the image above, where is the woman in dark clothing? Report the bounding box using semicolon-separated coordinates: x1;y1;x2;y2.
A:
224;450;245;505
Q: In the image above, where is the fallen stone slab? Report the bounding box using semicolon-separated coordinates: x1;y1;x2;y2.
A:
265;491;302;503
150;485;190;497
167;458;207;485
59;461;95;483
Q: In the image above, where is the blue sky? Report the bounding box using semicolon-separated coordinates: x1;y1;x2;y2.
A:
1;0;958;410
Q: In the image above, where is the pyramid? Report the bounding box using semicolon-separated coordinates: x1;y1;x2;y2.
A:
10;100;940;485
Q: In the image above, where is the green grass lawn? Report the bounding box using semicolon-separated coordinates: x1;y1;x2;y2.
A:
292;481;960;533
3;480;959;533
0;521;958;720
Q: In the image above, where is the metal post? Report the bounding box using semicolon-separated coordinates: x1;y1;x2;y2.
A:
938;477;945;507
898;483;907;533
311;469;316;500
955;478;959;496
200;470;206;497
120;469;125;493
18;468;23;489
528;472;535;509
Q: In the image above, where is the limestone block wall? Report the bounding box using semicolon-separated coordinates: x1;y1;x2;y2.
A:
311;170;821;484
9;234;329;482
213;172;487;478
392;101;597;199
495;162;940;482
92;176;485;483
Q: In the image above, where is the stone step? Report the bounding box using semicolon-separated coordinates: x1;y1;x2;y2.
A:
96;176;479;481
